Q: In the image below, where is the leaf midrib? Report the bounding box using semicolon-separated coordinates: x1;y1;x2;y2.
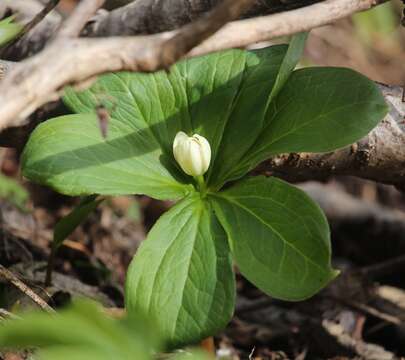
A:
214;193;330;275
172;198;204;338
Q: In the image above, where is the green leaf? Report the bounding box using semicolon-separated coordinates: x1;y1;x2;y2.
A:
24;45;292;198
171;51;247;163
233;67;388;178
125;194;235;347
53;195;102;249
208;36;308;187
21;114;193;199
0;17;22;47
37;346;117;360
25;48;287;198
206;45;288;186
64;46;287;188
63;51;247;174
23;46;386;202
268;32;308;104
0;300;153;360
211;176;338;301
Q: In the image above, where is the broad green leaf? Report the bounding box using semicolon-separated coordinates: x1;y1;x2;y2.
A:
39;347;210;360
174;51;246;162
125;194;235;347
231;67;388;179
0;300;152;359
211;176;338;301
24;47;288;197
268;32;308;104
31;48;281;198
63;51;246;173
37;346;123;360
208;37;307;187
0;17;22;47
62;46;288;186
53;195;102;249
206;45;287;186
21;114;193;199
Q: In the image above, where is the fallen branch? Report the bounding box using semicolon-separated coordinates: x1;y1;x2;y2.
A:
300;181;405;263
300;181;405;235
2;0;322;60
0;0;386;131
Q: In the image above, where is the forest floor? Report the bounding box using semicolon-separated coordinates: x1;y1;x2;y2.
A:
4;153;405;359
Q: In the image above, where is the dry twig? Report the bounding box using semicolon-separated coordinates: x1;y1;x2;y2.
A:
57;0;105;38
360;254;405;279
0;308;20;320
326;295;402;326
0;264;55;313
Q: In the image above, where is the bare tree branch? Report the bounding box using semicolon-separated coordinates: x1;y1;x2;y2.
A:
2;0;323;61
0;0;385;132
159;0;257;67
57;0;105;38
188;0;389;56
86;0;323;37
0;60;14;80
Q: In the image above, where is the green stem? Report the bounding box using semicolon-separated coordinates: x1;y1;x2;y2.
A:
195;175;207;195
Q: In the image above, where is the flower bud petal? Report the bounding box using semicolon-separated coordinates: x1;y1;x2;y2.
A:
173;131;211;176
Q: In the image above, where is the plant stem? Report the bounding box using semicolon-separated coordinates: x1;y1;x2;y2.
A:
45;245;57;287
195;175;207;195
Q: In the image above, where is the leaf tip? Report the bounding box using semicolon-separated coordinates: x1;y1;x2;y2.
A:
331;268;341;280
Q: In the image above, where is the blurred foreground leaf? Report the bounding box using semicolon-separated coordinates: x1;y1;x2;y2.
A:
0;17;22;47
0;173;29;210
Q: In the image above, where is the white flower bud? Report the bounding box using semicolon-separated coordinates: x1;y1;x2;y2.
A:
173;131;211;177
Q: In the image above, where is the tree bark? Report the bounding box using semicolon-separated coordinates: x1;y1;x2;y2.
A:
85;0;322;37
3;0;322;60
